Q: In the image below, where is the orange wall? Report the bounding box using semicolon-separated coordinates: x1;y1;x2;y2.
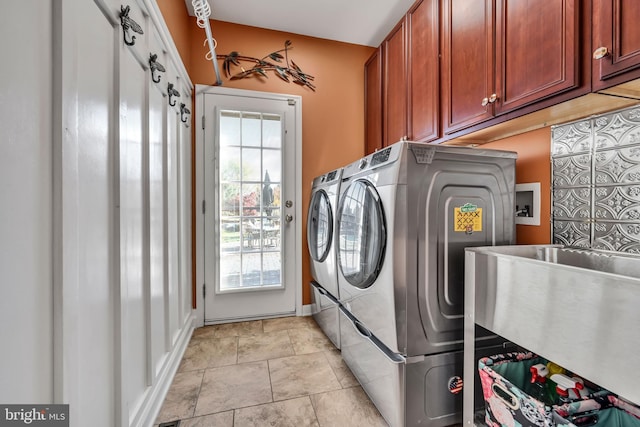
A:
158;6;374;305
482;127;552;244
156;0;192;68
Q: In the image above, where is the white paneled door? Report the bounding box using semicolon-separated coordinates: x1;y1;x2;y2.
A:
199;88;301;322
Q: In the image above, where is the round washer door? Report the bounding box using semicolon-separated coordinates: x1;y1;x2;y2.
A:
307;189;333;262
337;179;386;289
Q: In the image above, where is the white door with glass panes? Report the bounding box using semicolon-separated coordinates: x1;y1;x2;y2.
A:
201;88;300;322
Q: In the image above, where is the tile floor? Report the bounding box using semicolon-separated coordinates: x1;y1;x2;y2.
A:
155;316;388;427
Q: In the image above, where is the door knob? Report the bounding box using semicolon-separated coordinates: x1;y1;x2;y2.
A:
489;93;498;103
285;214;293;223
481;97;489;107
593;46;609;60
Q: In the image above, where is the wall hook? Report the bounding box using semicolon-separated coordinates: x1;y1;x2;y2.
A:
119;5;143;46
167;83;181;107
180;103;191;124
149;53;165;83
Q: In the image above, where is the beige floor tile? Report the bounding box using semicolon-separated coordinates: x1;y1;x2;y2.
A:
155;370;204;424
212;320;264;338
191;325;218;340
288;326;335;355
262;315;317;332
237;330;294;363
234;396;319;427
194;361;272;416
178;337;238;372
310;386;388;427
178;411;234;427
323;349;359;388
269;352;341;401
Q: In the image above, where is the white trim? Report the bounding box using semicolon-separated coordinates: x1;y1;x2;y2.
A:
132;314;194;427
301;304;314;317
515;182;541;226
194;85;303;327
195;88;206;327
143;0;192;88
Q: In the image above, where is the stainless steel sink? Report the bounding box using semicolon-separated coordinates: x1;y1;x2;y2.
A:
480;244;640;278
462;244;640;420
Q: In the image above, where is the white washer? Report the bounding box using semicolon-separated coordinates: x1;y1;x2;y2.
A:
306;167;342;348
336;141;517;427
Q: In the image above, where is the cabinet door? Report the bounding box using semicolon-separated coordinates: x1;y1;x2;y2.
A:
383;19;408;146
408;0;439;143
365;48;383;154
593;0;640;90
442;0;494;134
495;0;579;114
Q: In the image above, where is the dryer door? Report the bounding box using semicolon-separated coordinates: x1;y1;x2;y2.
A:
307;189;333;262
337;179;386;289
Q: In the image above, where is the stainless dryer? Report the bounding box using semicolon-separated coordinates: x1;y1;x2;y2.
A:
336;141;517;427
307;167;342;348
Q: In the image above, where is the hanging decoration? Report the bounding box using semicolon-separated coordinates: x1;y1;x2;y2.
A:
219;40;316;91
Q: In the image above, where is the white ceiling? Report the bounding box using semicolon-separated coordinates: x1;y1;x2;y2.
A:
184;0;416;47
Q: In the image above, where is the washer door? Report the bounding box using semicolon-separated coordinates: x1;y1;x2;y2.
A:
337;179;386;289
307;189;333;262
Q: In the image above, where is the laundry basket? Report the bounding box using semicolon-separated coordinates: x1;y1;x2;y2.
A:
554;395;640;427
479;352;556;427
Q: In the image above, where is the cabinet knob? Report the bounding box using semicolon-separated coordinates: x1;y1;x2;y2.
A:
593;47;609;60
481;97;489;107
489;93;498;103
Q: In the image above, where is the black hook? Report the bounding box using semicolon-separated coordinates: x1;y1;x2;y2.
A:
167;83;181;107
180;103;190;124
149;53;165;83
120;5;143;46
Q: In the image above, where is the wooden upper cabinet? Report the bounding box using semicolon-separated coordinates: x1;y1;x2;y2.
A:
593;0;640;91
365;48;383;154
367;0;439;152
441;0;494;134
408;0;440;143
495;0;580;114
383;19;408;147
442;0;581;135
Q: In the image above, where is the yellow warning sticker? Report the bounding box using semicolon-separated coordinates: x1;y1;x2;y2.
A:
454;203;482;233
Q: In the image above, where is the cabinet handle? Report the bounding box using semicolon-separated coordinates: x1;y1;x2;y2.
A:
593;47;609;60
489;93;498;103
481;97;489;107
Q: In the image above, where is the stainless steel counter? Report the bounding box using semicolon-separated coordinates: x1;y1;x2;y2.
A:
463;245;640;426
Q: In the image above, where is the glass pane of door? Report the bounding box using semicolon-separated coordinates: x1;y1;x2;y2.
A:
218;110;282;292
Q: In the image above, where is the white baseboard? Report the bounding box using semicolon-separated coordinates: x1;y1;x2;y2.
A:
301;304;313;316
132;312;195;427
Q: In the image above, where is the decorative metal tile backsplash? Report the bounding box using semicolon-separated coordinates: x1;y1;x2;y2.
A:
551;104;640;255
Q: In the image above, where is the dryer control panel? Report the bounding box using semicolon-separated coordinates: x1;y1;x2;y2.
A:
371;147;392;166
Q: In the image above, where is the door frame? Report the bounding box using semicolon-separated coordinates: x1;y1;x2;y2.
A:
194;85;303;327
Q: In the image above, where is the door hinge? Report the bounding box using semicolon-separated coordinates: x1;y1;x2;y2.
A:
202;200;206;214
202;115;205;129
287;99;296;106
203;283;206;299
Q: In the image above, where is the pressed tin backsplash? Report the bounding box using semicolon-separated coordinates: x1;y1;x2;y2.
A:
551;104;640;254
